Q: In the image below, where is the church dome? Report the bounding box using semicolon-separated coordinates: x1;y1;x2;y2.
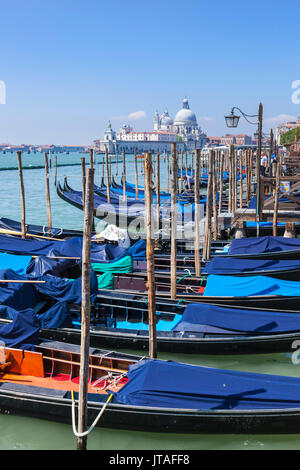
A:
174;98;197;125
160;110;173;126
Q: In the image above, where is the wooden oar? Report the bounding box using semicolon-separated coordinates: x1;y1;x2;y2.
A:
0;227;102;244
0;228;63;242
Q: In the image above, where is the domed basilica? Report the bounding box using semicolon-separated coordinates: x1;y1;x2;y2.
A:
154;98;207;150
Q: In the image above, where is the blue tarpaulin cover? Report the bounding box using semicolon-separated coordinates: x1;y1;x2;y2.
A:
26;255;80;277
0;268;97;331
0;269;41;310
115;314;183;332
203;257;300;275
0;234;146;263
38;301;73;329
0;253;32;274
228;236;300;255
0;268;98;306
172;303;300;334
126;239;146;260
33;272;98;305
0;267;99;349
204;274;300;297
0;305;40;350
112;359;300;410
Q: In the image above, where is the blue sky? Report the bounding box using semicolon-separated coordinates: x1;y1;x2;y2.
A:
0;0;299;144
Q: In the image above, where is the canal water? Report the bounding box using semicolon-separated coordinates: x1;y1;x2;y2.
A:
0;151;300;450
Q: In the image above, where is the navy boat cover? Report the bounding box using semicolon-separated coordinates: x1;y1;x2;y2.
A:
204;274;300;297
172;303;300;334
203;257;300;275
0;268;98;335
0;253;32;274
228;236;300;255
0;234;146;263
0;305;40;350
0;268;98;306
112;359;300;410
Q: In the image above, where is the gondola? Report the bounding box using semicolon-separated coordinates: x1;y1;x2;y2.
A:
215;235;300;261
103;175;196;204
109;176;171;200
4;263;300;355
202;257;300;281
40;300;300;355
136;235;300;271
57;179;147;226
3;339;300;433
57;178;197;227
96;273;300;311
0;217;86;239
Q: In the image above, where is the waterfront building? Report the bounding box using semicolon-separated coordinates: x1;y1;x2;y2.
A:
154;98;207;150
93;98;208;153
275;117;300;145
206;136;222;147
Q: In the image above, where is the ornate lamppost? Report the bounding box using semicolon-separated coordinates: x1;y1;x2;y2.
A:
225;103;263;236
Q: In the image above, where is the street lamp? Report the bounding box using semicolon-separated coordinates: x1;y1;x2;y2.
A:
224;109;240;128
224;103;263;236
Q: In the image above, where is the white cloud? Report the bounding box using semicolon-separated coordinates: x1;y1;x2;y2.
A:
264;114;298;125
112;110;146;121
199;116;214;122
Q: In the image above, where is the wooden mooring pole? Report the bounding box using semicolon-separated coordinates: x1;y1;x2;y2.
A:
167;151;170;193
77;167;95;451
218;152;224;215
105;147;110;204
194;149;201;276
144;153;157;358
203;150;214;260
156;152;161;231
170;143;177;299
89;148;94;169
54;155;58;187
17;151;26;238
273;155;281;236
81;157;86;211
122;150;126;202
44;152;52;229
134;149;139;199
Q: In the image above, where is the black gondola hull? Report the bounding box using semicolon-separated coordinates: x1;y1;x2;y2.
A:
39;326;300;355
1;388;300;434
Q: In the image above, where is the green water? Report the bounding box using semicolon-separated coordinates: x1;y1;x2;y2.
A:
0;152;300;450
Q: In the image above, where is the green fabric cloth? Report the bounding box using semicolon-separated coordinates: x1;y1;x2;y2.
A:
92;255;133;274
93;255;133;290
97;272;115;290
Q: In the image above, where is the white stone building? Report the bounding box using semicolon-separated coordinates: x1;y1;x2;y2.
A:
154;98;207;150
93;98;207;153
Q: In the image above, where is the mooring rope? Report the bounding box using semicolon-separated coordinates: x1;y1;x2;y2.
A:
71;390;114;438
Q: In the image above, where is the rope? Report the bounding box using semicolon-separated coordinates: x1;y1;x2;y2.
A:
71;390;113;438
176;274;192;285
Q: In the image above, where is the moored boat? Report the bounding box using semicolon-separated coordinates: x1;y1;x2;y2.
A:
2;340;300;433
